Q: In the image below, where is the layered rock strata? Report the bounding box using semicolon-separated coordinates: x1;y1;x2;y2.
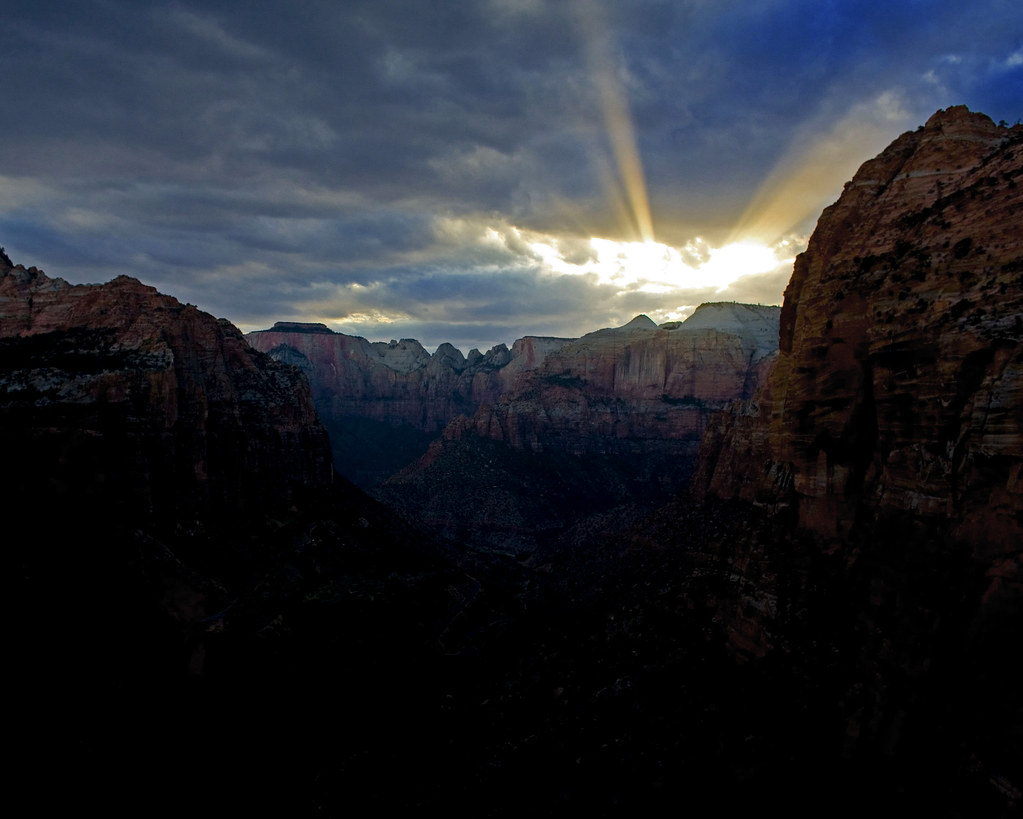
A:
380;303;780;552
0;259;333;523
448;303;779;457
248;304;779;490
246;321;572;485
687;107;1022;783
696;107;1023;552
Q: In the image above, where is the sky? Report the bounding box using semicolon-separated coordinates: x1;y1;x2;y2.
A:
2;0;1020;353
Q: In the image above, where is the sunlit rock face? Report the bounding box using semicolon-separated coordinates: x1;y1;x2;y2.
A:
0;260;333;522
447;303;780;456
688;108;1022;768
697;107;1023;553
247;322;571;433
379;304;780;552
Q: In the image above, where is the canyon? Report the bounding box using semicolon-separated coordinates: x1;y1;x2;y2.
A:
246;302;779;490
249;302;779;551
5;106;1021;815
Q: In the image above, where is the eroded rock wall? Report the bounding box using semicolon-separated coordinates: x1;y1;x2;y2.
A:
380;304;780;552
0;261;333;523
246;321;572;485
698;107;1023;553
453;304;780;457
688;107;1022;776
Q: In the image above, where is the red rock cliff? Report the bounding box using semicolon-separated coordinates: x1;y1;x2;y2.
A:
246;322;565;434
687;108;1022;771
246;322;573;485
377;305;779;553
455;304;779;456
698;107;1023;554
0;259;333;523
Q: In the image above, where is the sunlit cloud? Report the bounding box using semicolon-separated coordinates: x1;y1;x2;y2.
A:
329;310;410;326
523;230;793;294
230;211;797;348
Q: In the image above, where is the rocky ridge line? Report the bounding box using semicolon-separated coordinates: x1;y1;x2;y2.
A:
376;303;780;552
248;302;780;489
1;258;334;522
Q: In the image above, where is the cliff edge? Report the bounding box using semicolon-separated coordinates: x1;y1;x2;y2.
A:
1;258;334;523
697;106;1023;553
685;107;1022;790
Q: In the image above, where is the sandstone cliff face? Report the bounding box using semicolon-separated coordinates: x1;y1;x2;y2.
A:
248;305;778;490
453;303;779;457
698;107;1023;552
380;304;779;552
687;107;1022;780
0;260;333;523
247;322;569;432
246;321;572;485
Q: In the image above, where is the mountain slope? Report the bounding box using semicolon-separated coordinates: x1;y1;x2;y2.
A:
1;261;334;522
681;106;1022;806
380;304;780;552
1;254;477;814
246;321;572;486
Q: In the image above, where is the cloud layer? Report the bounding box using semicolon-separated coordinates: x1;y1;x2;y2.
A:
2;0;1020;351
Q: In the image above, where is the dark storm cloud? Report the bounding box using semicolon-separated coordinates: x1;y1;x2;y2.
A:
1;0;1019;350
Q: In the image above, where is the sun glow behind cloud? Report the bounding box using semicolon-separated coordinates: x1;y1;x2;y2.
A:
254;1;854;341
530;233;794;293
293;217;798;344
558;3;796;315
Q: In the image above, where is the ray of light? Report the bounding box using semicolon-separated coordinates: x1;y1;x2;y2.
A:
575;1;654;243
731;92;912;245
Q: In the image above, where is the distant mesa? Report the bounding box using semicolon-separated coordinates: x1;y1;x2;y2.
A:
257;321;337;335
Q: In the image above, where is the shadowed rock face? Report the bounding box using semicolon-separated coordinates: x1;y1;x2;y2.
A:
0;260;333;523
685;107;1022;779
246;321;573;486
2;253;494;816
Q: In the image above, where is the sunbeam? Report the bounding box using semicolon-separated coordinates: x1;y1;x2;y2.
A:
731;93;913;244
575;0;654;243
